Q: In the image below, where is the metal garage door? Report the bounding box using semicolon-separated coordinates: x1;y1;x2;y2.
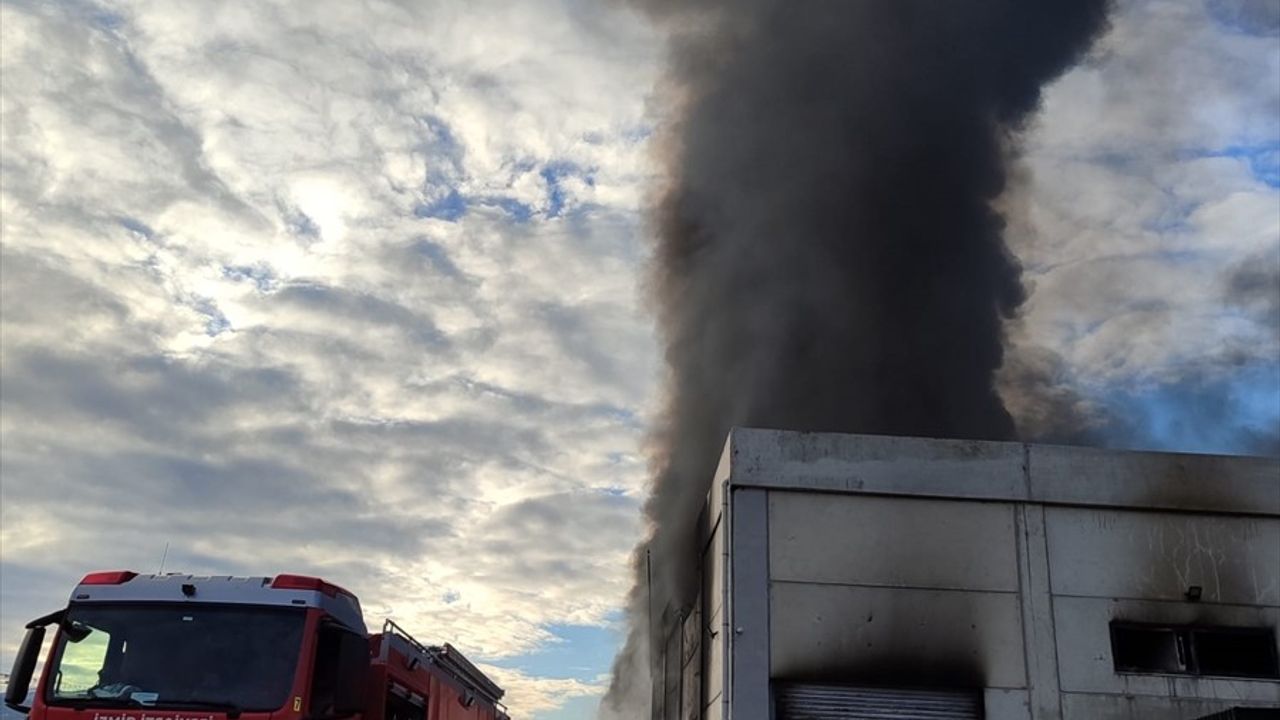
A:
775;684;983;720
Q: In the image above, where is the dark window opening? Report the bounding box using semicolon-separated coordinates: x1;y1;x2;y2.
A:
1194;628;1280;678
308;622;368;718
310;626;342;714
1111;622;1278;679
384;685;425;720
1195;709;1280;720
1112;624;1187;673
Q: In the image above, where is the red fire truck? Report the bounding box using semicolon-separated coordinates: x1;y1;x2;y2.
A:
4;571;509;720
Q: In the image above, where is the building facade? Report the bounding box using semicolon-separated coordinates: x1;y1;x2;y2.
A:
654;429;1280;720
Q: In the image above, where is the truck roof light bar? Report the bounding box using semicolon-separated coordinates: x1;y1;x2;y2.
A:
79;571;138;585
270;573;353;598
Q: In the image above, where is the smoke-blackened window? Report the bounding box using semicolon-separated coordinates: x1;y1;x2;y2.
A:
1111;622;1279;679
1193;627;1280;678
1111;624;1187;673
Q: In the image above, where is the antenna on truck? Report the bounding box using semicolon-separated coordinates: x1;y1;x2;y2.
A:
158;541;170;574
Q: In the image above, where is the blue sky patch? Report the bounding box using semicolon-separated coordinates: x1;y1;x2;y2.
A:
48;0;126;31
1205;0;1280;37
540;162;584;218
1100;361;1280;456
1182;143;1280;188
488;622;622;683
415;189;468;221
417;115;467;196
419;115;464;160
87;7;124;30
1247;145;1280;187
280;205;321;240
222;264;278;292
189;296;232;336
477;195;533;222
118;216;156;240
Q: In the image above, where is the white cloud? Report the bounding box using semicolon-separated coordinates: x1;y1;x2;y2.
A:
479;665;606;718
0;0;661;716
1005;0;1280;406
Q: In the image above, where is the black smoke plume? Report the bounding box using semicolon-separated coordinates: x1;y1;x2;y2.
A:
603;1;1111;715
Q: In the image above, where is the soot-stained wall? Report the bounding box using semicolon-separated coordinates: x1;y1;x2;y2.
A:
655;429;1280;720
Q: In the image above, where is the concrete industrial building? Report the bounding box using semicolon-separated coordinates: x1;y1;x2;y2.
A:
654;428;1280;720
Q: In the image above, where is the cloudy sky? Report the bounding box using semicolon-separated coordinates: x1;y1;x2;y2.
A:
0;1;1275;718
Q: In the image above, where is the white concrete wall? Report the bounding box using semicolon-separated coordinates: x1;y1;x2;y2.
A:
707;429;1280;720
1044;507;1280;716
701;478;727;720
1053;596;1280;701
769;493;1019;591
768;493;1025;688
759;495;1280;719
1043;507;1280;606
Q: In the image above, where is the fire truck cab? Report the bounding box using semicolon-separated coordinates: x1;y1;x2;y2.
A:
5;571;508;720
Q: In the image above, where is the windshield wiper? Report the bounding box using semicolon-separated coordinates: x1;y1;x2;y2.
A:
62;697;148;710
157;699;243;718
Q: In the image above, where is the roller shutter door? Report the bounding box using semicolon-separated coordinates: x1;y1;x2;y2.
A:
775;684;983;719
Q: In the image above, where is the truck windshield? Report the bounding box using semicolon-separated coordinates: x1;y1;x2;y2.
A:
47;604;305;712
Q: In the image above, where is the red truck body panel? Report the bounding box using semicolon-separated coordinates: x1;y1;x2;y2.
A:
369;626;506;720
12;573;508;720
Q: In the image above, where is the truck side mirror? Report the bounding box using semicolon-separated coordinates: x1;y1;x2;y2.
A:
5;625;46;712
332;630;370;715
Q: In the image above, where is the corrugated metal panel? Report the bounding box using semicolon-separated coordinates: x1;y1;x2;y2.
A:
775;684;983;719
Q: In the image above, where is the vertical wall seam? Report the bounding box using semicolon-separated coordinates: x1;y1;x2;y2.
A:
1026;445;1066;717
721;479;731;720
1015;503;1036;719
1047;517;1065;717
765;489;773;720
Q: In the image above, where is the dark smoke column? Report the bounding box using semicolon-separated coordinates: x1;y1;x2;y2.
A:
603;1;1111;715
